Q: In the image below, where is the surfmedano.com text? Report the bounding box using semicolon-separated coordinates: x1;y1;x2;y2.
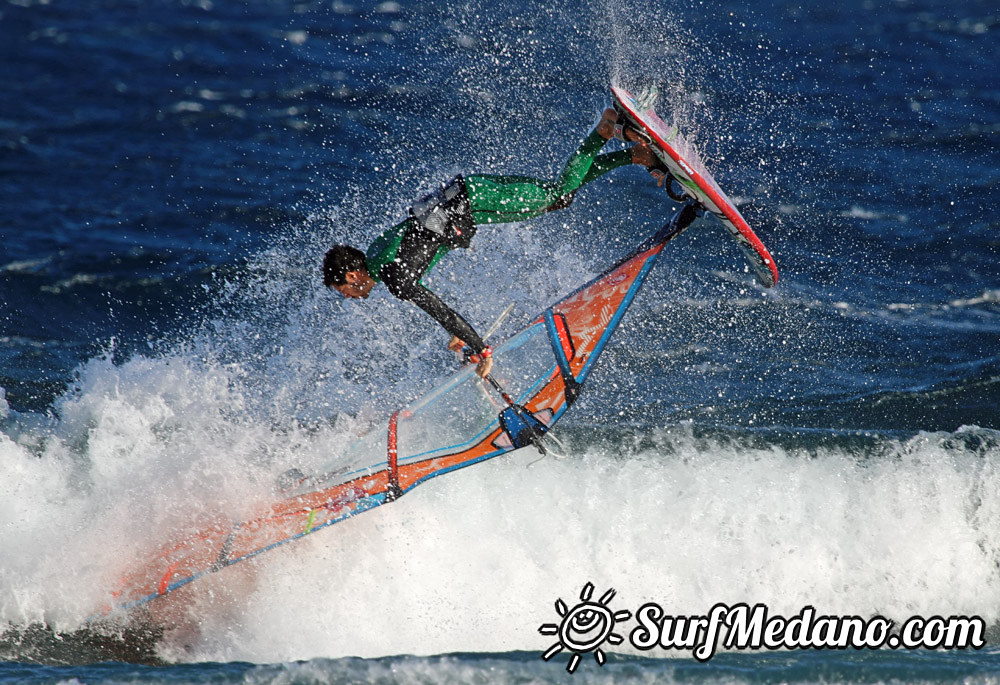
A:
629;603;986;661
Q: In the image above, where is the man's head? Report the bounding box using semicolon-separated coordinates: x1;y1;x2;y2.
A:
323;245;375;299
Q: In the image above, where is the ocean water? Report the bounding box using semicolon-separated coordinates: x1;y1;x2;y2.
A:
2;0;999;681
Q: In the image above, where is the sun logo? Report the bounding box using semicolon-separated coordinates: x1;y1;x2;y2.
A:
538;582;631;673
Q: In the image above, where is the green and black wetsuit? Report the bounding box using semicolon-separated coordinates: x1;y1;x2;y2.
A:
365;129;632;353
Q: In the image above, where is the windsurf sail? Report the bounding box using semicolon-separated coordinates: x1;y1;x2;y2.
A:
105;209;693;617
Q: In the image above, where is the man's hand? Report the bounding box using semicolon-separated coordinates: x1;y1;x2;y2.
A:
449;335;492;377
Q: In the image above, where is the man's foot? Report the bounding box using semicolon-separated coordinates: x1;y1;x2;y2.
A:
632;142;685;199
630;142;658;168
596;108;619;140
597;107;645;143
630;143;666;183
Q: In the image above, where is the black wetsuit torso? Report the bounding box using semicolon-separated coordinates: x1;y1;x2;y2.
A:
377;222;488;354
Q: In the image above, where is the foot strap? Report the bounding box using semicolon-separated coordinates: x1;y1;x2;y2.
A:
647;160;688;202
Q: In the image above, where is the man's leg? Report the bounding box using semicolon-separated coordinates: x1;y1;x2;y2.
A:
465;111;634;225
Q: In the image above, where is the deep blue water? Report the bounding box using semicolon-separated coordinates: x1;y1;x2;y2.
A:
2;0;999;681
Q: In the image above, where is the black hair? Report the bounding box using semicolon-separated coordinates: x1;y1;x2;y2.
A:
323;245;367;286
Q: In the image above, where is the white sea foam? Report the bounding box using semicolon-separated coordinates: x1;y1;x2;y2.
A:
5;333;999;663
166;423;1000;662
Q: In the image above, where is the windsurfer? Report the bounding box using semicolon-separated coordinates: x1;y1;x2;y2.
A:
322;108;665;378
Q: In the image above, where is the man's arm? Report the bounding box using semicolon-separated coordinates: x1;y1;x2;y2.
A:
380;262;488;354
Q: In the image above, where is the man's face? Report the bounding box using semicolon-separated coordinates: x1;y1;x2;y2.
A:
332;270;374;299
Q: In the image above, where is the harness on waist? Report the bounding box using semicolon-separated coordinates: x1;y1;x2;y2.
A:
409;175;476;249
